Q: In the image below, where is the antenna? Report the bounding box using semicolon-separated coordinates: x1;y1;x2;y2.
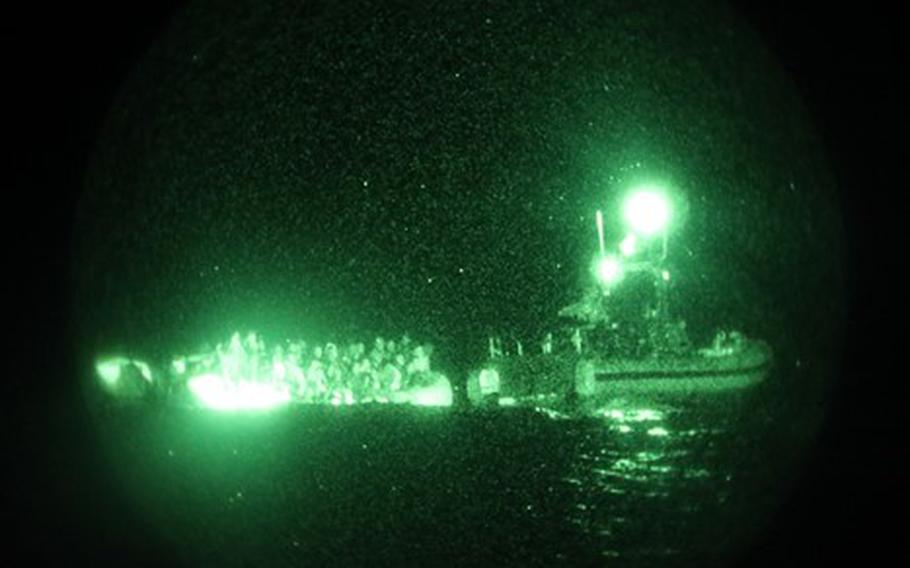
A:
595;210;605;256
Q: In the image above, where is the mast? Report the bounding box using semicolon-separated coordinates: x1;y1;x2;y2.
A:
655;227;670;322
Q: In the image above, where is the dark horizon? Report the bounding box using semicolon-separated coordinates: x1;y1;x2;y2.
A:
67;1;841;389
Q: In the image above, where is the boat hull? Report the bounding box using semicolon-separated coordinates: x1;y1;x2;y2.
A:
468;340;772;404
467;354;578;404
576;340;772;397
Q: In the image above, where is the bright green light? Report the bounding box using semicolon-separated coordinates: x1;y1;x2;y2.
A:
661;269;670;281
478;368;500;395
95;356;153;387
95;358;123;386
410;378;454;407
623;188;670;235
601;406;664;422
389;376;454;407
596;255;623;285
330;390;356;406
134;361;153;383
619;233;637;257
187;373;291;411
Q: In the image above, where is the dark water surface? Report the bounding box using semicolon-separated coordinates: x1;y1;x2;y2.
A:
93;383;793;567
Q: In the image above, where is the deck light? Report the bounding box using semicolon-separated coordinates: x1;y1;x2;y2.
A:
623;187;670;236
596;255;623;285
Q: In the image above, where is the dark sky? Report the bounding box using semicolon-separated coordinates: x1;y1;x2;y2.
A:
7;1;903;565
63;0;841;376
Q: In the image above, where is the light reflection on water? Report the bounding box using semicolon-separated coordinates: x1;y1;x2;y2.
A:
97;388;778;566
547;397;763;564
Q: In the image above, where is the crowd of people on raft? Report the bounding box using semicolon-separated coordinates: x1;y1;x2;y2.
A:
171;331;440;404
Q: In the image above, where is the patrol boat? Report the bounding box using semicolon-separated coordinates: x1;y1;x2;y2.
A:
467;187;773;406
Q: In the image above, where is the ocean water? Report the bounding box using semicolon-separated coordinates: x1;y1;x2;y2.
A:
95;383;791;567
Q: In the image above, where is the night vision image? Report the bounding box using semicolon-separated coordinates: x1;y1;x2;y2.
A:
68;1;844;565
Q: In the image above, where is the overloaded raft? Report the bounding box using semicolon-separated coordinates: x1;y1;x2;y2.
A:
467;187;773;406
92;332;453;410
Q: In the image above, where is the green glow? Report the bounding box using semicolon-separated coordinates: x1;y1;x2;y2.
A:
99;332;455;409
185;366;443;410
596;255;623;285
160;330;453;409
187;373;291;411
95;356;153;388
601;406;679;435
95;358;123;386
330;391;356;406
478;368;501;395
409;379;454;407
134;361;153;383
619;233;638;257
623;188;670;236
387;376;453;407
661;269;670;281
534;406;570;420
600;406;665;422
